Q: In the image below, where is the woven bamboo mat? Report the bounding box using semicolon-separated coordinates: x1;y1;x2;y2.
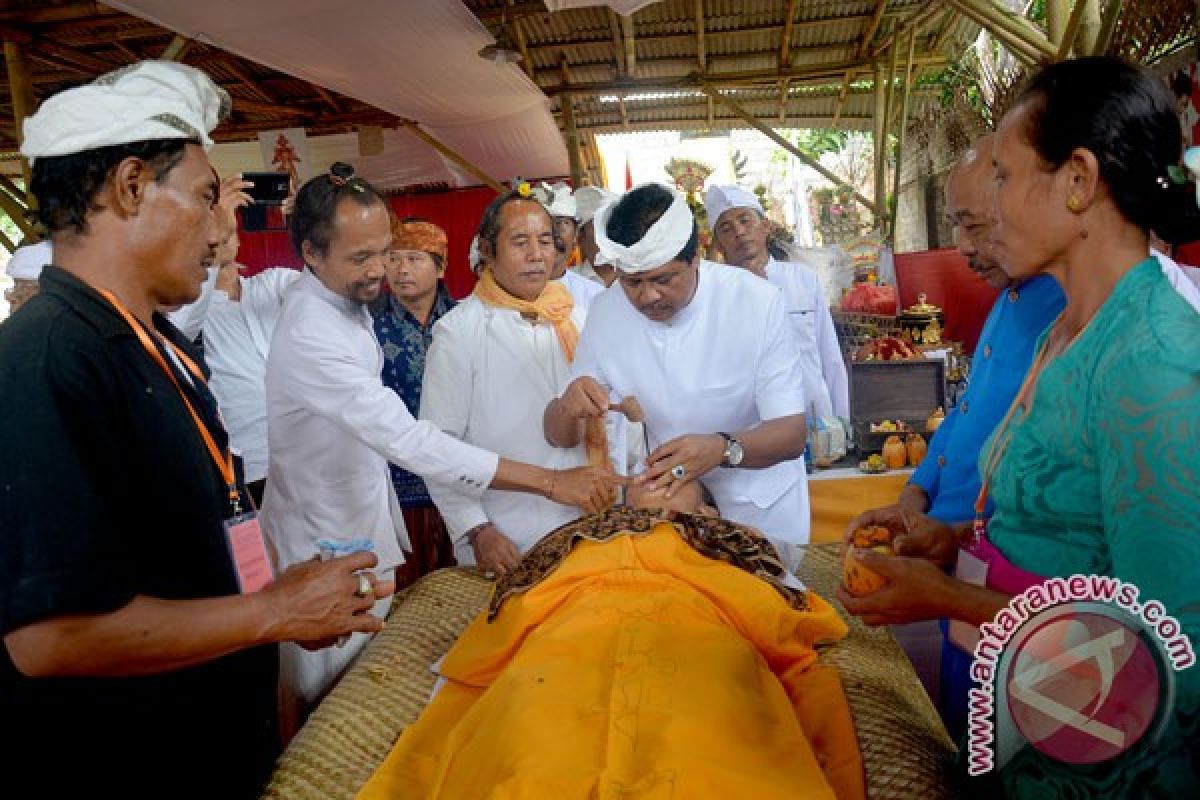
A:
264;543;956;799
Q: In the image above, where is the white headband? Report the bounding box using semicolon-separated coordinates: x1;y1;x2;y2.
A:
22;60;230;162
593;185;694;274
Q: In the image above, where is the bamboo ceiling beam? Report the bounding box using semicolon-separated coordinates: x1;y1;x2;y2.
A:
608;9;626;77
47;23;164;47
695;0;706;73
944;0;1044;65
860;0;890;57
932;9;960;53
701;83;880;216
948;0;1056;61
619;95;630;130
3;40;36;204
475;2;552;22
0;3;115;25
0;225;15;254
508;0;534;81
0;181;34;239
222;59;277;105
32;39;120;73
546;53;948;95
706;93;714;127
399;120;505;193
159;34;191;62
313;84;343;114
234;98;309;117
871;0;942;58
779;0;800;68
620;13;637;78
110;40;140;62
1092;0;1124;55
560;57;585;187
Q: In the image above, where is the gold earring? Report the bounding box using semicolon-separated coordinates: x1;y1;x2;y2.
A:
1066;196;1081;212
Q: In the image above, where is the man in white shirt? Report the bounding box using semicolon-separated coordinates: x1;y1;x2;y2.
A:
535;180;603;312
574;186;618;287
705;184;849;419
421;190;590;572
263;164;619;708
204;259;299;505
544;183;812;566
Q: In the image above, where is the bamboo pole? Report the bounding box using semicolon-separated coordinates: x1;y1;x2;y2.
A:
0;227;15;254
1046;0;1069;45
872;61;888;218
1057;0;1089;59
0;180;34;239
4;40;36;207
159;35;192;62
560;58;585;187
701;84;880;217
944;0;1044;65
1092;0;1123;55
890;30;917;243
400;121;506;193
949;0;1056;60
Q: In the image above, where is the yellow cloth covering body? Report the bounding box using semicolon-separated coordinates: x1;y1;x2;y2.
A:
357;522;865;800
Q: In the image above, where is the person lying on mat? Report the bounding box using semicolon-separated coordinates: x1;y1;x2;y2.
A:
356;480;865;800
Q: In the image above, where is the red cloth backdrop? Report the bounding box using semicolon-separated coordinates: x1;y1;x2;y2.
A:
893;248;999;355
237;187;500;298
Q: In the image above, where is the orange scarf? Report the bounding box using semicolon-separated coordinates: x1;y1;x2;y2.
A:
473;268;579;362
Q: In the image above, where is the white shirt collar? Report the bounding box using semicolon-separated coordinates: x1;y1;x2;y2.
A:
300;267;365;318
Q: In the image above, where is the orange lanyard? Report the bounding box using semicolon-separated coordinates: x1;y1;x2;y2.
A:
970;314;1061;544
98;289;241;515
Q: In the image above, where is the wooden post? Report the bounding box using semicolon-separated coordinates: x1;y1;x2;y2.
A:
507;0;534;81
890;30;917;244
620;13;637;79
695;0;706;72
702;84;880;217
872;61;887;221
4;39;36;207
560;58;585;187
401;121;506;193
160;35;192;62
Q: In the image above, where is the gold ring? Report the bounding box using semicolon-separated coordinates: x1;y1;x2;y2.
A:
354;572;373;598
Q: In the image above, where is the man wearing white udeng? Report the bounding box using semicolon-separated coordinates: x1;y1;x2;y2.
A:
544;183;812;568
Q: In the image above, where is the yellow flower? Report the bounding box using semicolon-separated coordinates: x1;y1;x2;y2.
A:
516;181;532;197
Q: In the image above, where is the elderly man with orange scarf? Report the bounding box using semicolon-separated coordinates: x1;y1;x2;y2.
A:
420;188;593;576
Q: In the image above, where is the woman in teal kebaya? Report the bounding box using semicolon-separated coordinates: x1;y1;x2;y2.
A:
841;57;1200;796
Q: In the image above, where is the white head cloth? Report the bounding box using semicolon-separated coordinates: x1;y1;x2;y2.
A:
468;234;483;274
5;241;52;281
593;183;695;274
574;186;617;225
21;60;231;162
703;184;764;228
534;181;577;219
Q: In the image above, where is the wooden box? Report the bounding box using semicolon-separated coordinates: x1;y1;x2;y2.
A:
849;360;946;453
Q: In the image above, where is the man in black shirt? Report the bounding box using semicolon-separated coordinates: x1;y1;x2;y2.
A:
0;61;393;798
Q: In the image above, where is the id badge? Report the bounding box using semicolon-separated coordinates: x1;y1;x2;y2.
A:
225;512;274;593
948;548;989;653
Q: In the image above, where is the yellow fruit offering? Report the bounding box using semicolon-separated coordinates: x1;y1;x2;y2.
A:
843;525;894;597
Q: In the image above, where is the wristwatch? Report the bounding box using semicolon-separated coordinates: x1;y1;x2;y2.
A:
718;432;745;468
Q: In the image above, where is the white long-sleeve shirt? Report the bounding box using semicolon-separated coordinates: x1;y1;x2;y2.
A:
202;267;300;483
260;270;498;575
571;261;812;544
420;295;588;563
765;257;849;419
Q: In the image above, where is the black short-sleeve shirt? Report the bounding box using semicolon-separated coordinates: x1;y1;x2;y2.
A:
0;266;278;798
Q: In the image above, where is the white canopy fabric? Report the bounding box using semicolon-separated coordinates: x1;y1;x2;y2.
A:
110;0;568;190
544;1;662;14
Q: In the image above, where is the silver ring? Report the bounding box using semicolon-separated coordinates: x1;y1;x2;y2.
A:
671;464;687;480
354;572;372;598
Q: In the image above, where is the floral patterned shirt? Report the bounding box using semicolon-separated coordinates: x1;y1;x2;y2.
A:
372;285;456;507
